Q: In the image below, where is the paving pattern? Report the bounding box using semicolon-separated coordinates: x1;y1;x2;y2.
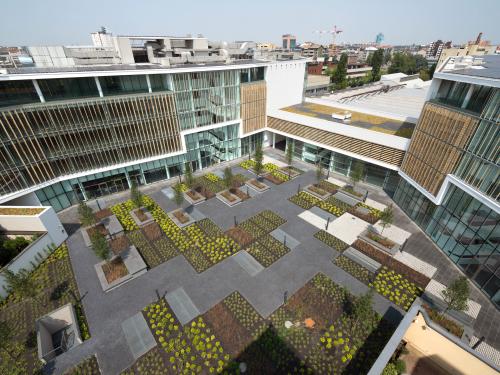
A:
165;287;201;325
232;250;264;276
50;150;500;374
394;251;437;278
121;313;157;360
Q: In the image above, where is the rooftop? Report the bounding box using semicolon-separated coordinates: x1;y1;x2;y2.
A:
1;59;271;76
307;84;429;122
281;102;415;138
439;55;500;80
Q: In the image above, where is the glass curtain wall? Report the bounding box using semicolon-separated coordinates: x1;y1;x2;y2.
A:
35;124;261;211
393;179;500;306
171;70;240;131
0;80;40;108
38;77;99;101
285;137;396;191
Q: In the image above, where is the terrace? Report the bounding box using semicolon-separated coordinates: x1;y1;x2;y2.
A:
282;102;415;138
2;149;499;375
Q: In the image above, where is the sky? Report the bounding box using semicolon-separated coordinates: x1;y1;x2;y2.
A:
1;0;499;47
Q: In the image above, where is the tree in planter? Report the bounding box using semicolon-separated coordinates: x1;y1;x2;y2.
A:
349;162;364;190
379;204;394;235
254;142;264;178
223;167;234;192
285;142;294;178
347;289;374;333
3;268;38;302
130;182;143;208
89;231;110;263
78;201;95;227
316;162;324;186
442;276;469;314
173;183;184;210
184;162;195;189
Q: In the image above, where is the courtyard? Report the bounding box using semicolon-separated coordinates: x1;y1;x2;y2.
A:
1;150;498;375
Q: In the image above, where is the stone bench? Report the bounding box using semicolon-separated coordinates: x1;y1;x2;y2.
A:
344;247;381;273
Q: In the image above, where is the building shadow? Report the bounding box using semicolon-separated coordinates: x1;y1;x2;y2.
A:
342;307;402;375
224;323;313;374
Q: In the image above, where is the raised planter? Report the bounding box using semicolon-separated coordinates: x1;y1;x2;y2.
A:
358;229;400;256
340;186;367;202
245;178;270;192
216;190;242;207
304;184;331;200
184;189;206;205
167;209;196;228
94;245;147;292
130;207;155;227
279;166;301;179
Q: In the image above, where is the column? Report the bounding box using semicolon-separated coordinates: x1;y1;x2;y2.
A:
32;80;45;103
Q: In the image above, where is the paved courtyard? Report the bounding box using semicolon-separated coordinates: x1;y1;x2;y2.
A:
51;149;500;374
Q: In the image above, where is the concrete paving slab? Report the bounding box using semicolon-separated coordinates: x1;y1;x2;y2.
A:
245;186;261;197
213;170;225;178
185;206;206;221
232;251;264;276
298;210;327;230
426;280;481;319
334;191;359;207
394;251;437;278
121;312;157;360
166;287;200;325
270;228;300;250
372;223;411;245
310;206;337;221
365;198;387;211
161;187;175;199
328;213;369;245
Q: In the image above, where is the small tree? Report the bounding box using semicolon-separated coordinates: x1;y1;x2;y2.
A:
316;162;324;186
184;162;195;189
254;142;264;178
349;162;364;189
223;167;234;190
173;183;184;209
130;182;143;208
349;289;374;332
379;204;394;235
78;201;95;227
90;231;110;263
3;268;37;301
442;276;469;314
286;142;294;167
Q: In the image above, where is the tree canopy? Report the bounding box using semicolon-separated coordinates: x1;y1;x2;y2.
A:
442;276;470;313
78;202;95;227
370;49;384;81
184;162;195;189
388;52;428;75
331;53;348;89
254;142;264;177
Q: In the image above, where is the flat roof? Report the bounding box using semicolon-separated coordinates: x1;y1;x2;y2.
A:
444;55;500;80
282;102;415;138
307;84;429;123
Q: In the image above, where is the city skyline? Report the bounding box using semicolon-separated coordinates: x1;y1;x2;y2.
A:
1;0;499;46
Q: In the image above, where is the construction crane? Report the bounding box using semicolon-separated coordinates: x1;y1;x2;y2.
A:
314;26;343;45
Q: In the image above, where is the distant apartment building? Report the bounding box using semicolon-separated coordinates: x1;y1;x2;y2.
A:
426;40;452;60
256;42;277;51
282;34;297;50
300;42;323;59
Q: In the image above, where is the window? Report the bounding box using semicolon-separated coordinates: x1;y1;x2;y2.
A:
99;75;148;96
0;80;40;108
38;77;99;101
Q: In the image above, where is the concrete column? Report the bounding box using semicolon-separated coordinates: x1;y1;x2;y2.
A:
124;170;132;188
146;75;152;93
94;77;104;97
78;181;88;201
461;84;475;109
165;164;170;180
272;133;276;148
32;80;45;103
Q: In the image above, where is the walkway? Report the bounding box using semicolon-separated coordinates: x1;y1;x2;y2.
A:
51;158;402;375
50;149;500;374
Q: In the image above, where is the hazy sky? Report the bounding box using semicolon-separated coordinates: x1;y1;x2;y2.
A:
1;0;499;46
